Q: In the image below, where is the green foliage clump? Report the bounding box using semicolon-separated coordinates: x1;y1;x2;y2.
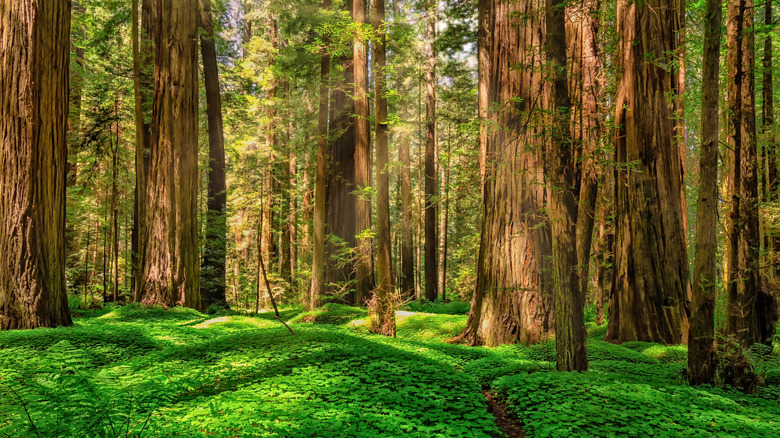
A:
620;341;689;363
395;313;467;341
402;300;471;315
494;372;780;437
288;303;367;325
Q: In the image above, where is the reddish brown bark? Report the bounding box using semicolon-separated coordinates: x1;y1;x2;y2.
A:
369;0;396;336
140;0;201;309
606;0;690;344
725;0;777;346
455;0;554;347
689;0;721;386
0;0;72;329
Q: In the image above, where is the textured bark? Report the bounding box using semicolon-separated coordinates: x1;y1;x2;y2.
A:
325;0;358;303
112;109;120;302
399;106;415;298
762;3;780;279
263;19;278;279
353;0;373;304
199;0;228;308
688;0;721;386
140;0;201;309
725;0;777;346
438;126;451;301
310;0;330;309
477;0;490;191
606;0;690;344
566;0;602;299
0;0;72;329
547;0;587;371
455;0;554;347
424;4;439;302
369;0;396;336
67;1;85;188
132;0;153;303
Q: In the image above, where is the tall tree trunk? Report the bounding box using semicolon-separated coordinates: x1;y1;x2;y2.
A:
399;106;415;299
0;0;72;329
566;0;602;300
263;19;278;281
325;0;359;303
199;0;228;308
112;105;120;302
477;0;490;192
762;2;779;279
424;3;439;302
311;0;331;309
354;0;373;305
688;0;721;386
141;0;201;309
547;0;587;371
454;0;554;347
416;66;424;302
132;0;153;303
369;0;396;336
725;0;777;346
438;125;451;301
606;0;690;345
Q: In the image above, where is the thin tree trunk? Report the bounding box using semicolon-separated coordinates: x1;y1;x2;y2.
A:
416;65;424;303
132;0;153;303
725;0;777;346
566;0;602;300
199;0;228;308
688;0;721;386
399;106;415;299
424;3;439;302
762;2;779;278
0;0;72;329
310;0;331;310
547;0;587;371
369;0;396;336
354;0;373;305
112;104;120;302
438;124;452;301
141;0;201;309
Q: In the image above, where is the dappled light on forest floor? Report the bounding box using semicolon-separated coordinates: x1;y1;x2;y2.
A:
1;306;778;437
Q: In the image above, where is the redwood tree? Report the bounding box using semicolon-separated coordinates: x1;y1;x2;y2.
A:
369;0;396;336
424;2;439;302
140;0;201;309
725;0;777;346
0;0;72;329
689;0;721;385
454;0;554;347
200;0;228;307
606;0;690;344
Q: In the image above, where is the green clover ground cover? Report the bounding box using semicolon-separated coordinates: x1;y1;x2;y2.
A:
1;303;778;437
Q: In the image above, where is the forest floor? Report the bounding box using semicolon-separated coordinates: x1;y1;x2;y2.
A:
1;302;778;437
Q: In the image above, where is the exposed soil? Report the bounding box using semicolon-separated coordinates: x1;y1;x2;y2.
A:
482;389;525;438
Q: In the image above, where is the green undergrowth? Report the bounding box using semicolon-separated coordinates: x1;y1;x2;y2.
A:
401;300;471;315
1;306;778;437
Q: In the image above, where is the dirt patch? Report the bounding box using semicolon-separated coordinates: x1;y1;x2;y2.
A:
482;389;525;438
